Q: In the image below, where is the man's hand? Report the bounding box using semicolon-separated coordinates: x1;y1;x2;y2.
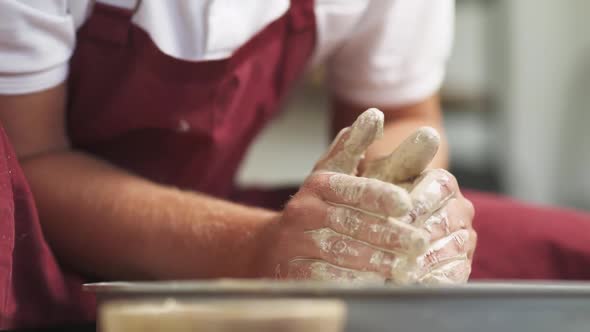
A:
256;110;428;283
409;169;476;283
362;114;477;283
257;109;476;284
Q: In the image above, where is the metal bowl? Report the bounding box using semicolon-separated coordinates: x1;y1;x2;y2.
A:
85;280;590;332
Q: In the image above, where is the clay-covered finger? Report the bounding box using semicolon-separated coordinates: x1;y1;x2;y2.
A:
402;168;458;226
305;172;411;218
418;259;472;284
314;108;384;175
423;197;474;241
324;205;429;254
299;228;416;279
286;195;428;254
362;127;440;183
419;229;475;272
286;258;386;284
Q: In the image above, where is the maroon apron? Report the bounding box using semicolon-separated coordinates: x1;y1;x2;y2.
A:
0;126;94;329
68;0;316;199
467;190;590;279
1;0;590;328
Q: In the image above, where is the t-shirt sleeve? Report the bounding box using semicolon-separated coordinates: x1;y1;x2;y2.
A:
0;0;76;94
325;0;454;107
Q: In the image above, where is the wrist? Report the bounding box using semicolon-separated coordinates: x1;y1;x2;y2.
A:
140;189;282;279
248;211;281;278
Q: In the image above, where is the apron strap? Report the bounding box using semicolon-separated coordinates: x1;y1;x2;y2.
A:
82;0;142;46
287;0;315;32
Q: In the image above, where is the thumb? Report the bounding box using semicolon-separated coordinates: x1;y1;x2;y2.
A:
362;126;440;183
313;108;384;175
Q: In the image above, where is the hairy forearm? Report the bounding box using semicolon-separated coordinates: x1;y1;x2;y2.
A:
332;95;449;169
20;150;278;280
1;84;278;280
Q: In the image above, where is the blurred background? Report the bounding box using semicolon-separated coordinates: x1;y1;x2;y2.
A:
237;0;590;211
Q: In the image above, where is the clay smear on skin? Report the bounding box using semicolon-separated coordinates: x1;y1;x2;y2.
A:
287;259;386;284
308;228;360;266
406;170;455;227
306;225;427;283
327;174;411;218
418;259;470;284
328;174;366;205
423;208;451;235
416;229;470;283
367;251;410;282
309;261;384;283
326;206;429;255
318;135;432;283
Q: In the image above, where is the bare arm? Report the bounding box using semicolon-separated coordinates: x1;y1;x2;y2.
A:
331;94;449;169
0;83;278;280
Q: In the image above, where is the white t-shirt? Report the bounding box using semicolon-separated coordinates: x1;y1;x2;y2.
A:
0;0;453;107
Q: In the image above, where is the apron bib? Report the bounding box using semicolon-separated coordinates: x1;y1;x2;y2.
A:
68;0;316;199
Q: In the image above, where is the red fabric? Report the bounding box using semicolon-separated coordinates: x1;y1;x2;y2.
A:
0;126;94;329
466;190;590;280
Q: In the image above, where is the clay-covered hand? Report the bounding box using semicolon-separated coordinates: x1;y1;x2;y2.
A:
362;125;477;284
257;109;431;283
